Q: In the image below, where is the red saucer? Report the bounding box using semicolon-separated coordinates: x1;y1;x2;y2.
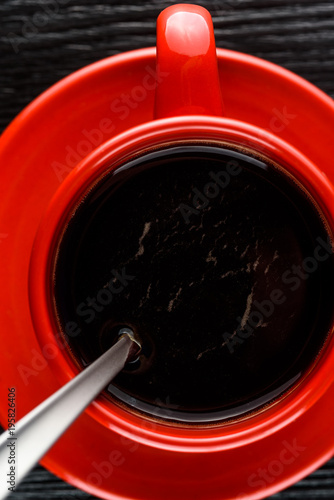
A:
0;47;334;499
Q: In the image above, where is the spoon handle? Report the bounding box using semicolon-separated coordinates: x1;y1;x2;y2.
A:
0;333;138;499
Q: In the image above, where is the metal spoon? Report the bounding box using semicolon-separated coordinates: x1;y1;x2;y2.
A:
0;331;141;499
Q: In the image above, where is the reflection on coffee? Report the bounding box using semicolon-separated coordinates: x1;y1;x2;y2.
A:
53;145;334;423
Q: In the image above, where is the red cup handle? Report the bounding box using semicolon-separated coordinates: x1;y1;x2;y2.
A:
155;4;224;119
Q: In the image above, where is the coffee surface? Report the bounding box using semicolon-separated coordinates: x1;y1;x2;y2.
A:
54;145;334;422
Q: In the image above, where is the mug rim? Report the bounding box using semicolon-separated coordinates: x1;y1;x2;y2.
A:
29;114;334;453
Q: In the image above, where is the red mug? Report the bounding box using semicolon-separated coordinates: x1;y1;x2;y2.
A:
1;4;334;500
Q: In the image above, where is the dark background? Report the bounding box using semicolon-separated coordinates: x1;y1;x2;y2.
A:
1;0;334;498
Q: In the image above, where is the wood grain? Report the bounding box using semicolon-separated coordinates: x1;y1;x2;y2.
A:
0;0;333;498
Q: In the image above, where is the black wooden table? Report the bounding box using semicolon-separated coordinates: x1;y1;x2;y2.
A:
1;0;334;498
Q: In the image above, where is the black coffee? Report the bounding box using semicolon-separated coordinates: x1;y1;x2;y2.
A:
53;145;334;423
